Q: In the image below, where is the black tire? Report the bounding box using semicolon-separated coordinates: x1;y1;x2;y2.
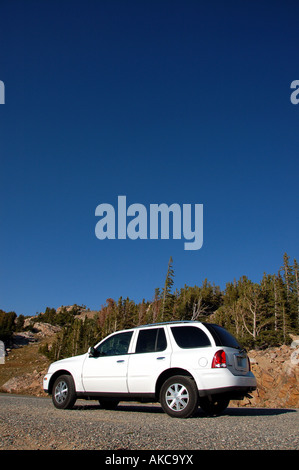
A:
160;375;199;418
198;396;230;416
98;398;119;410
52;374;77;409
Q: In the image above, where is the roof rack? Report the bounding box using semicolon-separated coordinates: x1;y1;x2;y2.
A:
135;320;201;329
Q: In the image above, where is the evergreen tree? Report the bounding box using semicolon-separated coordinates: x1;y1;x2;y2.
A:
15;314;25;332
294;258;299;329
0;310;17;346
160;256;175;321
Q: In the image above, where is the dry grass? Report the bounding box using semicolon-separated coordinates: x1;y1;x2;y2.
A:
0;336;52;390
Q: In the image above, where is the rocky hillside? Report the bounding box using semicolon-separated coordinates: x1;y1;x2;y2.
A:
0;315;299;409
236;338;299;409
0;321;59;397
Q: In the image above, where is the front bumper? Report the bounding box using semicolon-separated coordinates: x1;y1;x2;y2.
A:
43;373;52;393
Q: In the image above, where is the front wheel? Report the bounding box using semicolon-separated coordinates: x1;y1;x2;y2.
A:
198;396;230;416
52;374;76;409
160;375;199;418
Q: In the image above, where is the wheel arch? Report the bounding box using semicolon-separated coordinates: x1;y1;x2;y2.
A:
48;370;73;395
155;368;196;400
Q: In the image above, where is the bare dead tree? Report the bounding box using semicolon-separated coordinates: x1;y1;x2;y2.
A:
191;296;208;320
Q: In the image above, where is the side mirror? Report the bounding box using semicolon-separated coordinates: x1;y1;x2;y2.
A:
88;346;96;357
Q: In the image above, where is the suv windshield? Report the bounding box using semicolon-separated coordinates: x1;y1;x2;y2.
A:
203;323;241;349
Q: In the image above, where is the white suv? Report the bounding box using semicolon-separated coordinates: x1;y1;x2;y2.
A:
43;321;256;418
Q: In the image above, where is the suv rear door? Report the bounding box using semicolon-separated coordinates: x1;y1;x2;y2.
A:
127;326;171;394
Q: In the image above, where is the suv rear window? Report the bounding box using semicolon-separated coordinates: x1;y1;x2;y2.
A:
135;328;167;353
171;326;211;349
203;323;241;349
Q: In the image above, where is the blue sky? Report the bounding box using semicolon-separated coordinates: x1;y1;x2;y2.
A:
0;0;298;316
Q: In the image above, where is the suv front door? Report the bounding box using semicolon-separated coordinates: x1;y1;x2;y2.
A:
82;330;133;393
127;327;171;394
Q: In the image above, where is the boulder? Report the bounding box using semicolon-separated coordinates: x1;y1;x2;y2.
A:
235;344;299;408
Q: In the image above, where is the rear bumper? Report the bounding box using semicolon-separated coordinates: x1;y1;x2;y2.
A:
198;385;256;399
196;368;257;399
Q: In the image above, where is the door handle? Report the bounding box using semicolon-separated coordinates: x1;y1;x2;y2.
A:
157;356;165;360
117;359;125;363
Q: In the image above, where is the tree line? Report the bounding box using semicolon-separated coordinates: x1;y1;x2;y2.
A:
1;253;298;360
0;310;25;347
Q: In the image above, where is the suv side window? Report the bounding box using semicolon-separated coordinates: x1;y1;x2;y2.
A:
171;326;211;349
135;328;167;353
202;323;241;349
95;331;133;356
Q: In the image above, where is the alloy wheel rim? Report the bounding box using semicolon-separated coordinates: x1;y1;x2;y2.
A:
165;383;189;411
54;380;68;404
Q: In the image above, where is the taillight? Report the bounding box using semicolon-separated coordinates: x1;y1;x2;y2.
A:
212;350;226;368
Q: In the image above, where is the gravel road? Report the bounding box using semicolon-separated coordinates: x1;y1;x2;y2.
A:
0;393;298;451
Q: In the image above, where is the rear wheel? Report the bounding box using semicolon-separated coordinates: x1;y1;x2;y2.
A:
52;374;76;409
198;396;230;416
160;375;198;418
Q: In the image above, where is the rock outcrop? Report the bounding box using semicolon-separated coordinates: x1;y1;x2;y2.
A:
235;342;299;408
1;370;47;397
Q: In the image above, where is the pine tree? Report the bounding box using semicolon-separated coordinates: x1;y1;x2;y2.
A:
151;288;161;323
0;310;17;346
160;256;175;321
137;299;147;326
294;258;299;330
239;280;272;346
273;274;279;331
281;253;292;302
279;253;298;331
